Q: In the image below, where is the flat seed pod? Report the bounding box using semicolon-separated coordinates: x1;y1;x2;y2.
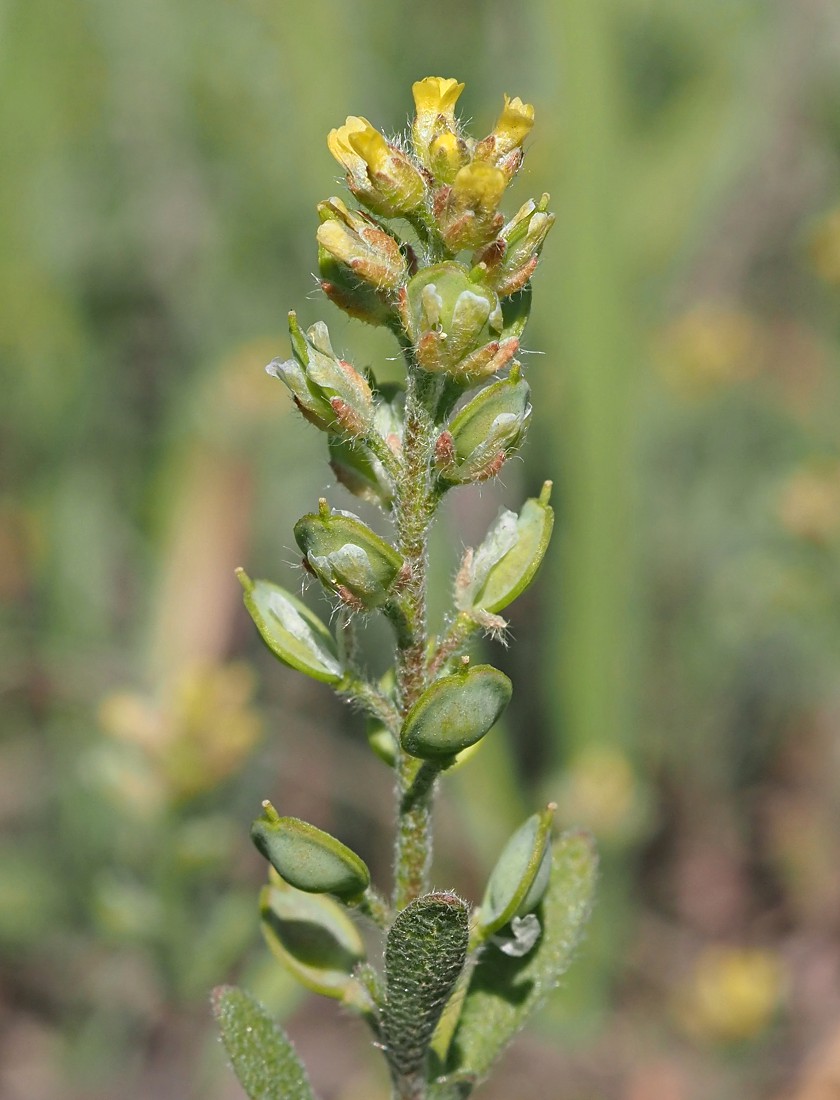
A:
259;877;366;1000
294;502;404;609
251;802;370;901
401;664;512;759
467;482;554;614
237;570;344;684
477;804;555;940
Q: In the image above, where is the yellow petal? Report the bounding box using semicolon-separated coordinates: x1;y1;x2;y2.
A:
412;76;465;120
452;161;507;214
493;94;535;154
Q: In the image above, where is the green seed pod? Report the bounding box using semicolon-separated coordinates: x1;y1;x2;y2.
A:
436;370;530;484
251;801;370;901
400;262;517;382
294;500;405;610
457;481;554;613
268;312;374;435
259;874;366;1000
328;436;394;510
476;804;555;941
401;662;512;759
237;570;344;684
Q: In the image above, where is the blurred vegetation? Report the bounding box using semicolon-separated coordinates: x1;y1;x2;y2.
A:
3;1;840;1098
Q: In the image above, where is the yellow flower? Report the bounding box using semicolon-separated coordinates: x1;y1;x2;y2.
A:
492;94;535;155
327;115;425;217
674;947;785;1043
412;77;468;177
328;116;390;182
412;76;464;135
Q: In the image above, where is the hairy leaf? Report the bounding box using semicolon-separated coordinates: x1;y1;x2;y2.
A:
212;984;317;1100
446;831;597;1086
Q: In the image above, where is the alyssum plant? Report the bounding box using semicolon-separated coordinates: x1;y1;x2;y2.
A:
213;77;597;1100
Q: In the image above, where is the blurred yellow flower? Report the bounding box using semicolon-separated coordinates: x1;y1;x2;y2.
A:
809;205;840;285
557;746;642;840
777;463;840;543
655;305;762;398
673;947;785;1043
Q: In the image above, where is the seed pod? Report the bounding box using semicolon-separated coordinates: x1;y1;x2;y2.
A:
259;873;366;1000
294;500;405;610
437;371;530;484
457;482;554;613
400;663;512;759
477;804;555;941
237;570;344;684
251;801;370;901
268;312;373;434
400;262;516;382
328;437;394;510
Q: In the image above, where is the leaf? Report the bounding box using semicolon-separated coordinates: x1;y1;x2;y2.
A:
445;831;597;1087
212;984;317;1100
383;892;470;1077
259;876;366;1001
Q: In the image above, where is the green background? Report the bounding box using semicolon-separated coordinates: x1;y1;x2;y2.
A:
3;1;840;1097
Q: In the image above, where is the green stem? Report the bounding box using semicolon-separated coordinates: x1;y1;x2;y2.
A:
391;367;440;912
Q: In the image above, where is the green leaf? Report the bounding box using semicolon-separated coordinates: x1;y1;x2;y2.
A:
212;984;317;1100
238;571;344;684
446;831;597;1086
400;663;512;760
260;876;366;1001
383;892;470;1078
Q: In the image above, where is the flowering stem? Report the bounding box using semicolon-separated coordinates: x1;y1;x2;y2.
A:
391;366;439;911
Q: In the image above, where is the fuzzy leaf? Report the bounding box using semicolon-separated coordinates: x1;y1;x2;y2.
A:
383;892;470;1077
212;984;317;1100
445;831;597;1086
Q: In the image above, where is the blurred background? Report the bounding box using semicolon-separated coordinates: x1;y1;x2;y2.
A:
3;0;840;1097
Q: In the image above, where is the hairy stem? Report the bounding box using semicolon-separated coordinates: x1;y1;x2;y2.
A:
392;367;439;912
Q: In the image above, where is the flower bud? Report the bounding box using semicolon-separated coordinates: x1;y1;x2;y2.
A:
251;801;371;900
476;194;556;298
456;481;554;612
268;312;373;435
316;197;407;290
477;804;555;941
399;262;517;381
473;94;535;179
237;570;344;684
436;370;531;484
400;661;512;759
294;499;406;610
434;161;507;252
328;116;426;218
260;874;366;1000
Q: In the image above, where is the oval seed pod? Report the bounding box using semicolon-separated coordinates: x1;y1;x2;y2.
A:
438;372;530;484
294;501;405;610
259;874;366;1000
400;663;512;759
460;482;554;614
476;804;555;941
251;801;370;901
237;570;344;684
